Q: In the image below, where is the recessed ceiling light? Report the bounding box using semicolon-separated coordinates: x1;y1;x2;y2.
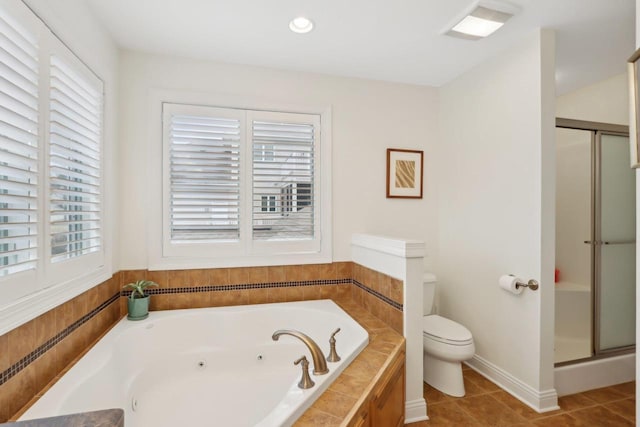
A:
444;1;518;40
289;16;314;34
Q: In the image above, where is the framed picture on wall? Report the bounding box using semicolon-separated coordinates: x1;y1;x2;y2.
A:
628;47;640;168
386;148;424;198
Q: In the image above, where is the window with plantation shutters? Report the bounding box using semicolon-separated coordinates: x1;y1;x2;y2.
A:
160;103;327;263
252;119;315;240
0;0;109;331
0;10;39;277
49;55;102;262
168;111;241;242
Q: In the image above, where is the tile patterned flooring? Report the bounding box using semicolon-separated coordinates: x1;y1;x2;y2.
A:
407;366;635;426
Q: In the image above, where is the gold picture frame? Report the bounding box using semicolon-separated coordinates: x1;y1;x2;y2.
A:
386;148;424;198
628;47;640;168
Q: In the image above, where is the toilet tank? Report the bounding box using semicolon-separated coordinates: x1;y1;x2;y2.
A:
423;273;437;315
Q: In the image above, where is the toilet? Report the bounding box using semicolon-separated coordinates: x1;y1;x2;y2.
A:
423;273;475;397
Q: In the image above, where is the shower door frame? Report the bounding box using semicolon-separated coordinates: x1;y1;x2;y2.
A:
555;118;635;366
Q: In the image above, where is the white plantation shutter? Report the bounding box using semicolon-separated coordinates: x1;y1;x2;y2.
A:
252;119;316;240
169;111;241;241
49;55;102;262
0;10;39;276
161;104;326;263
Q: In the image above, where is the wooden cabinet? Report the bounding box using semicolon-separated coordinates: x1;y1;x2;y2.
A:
371;353;405;427
351;406;371;427
346;350;405;427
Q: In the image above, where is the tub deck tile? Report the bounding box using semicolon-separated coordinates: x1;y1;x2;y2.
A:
294;408;342;426
294;301;405;425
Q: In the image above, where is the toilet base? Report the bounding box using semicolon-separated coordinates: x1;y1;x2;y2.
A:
423;353;465;397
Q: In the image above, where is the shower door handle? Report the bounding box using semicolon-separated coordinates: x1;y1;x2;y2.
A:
583;240;635;245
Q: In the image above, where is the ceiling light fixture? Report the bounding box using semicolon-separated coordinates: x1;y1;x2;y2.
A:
289;16;314;34
444;1;518;40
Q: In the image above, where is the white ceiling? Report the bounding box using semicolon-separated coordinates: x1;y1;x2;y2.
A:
85;0;635;95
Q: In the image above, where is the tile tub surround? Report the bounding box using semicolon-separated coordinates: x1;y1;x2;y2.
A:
119;263;404;334
0;275;122;422
295;298;406;425
2;261;405;422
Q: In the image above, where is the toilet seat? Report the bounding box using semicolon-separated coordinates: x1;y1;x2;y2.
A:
423;315;473;346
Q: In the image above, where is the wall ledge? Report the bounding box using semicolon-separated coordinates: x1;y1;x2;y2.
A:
351;234;425;259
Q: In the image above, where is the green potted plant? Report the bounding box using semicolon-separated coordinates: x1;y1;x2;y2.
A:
123;280;158;320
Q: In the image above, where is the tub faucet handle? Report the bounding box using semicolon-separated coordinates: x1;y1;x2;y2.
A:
294;355;315;389
327;328;341;362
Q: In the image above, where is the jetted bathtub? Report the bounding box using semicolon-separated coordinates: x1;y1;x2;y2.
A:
20;299;369;426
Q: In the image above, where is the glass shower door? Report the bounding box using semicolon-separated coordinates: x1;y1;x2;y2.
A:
597;132;636;352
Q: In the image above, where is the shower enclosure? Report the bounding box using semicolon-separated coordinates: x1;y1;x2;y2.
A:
555;118;636;365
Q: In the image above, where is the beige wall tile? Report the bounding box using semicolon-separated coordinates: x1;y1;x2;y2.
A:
82;286;101;313
147;270;168;288
335;262;352;280
211;290;248;307
247;288;270;305
1;363;36;421
118;295;127;317
302;285;323;300
55;297;83;332
32;349;57;393
0;333;8;373
247;267;269;284
389;307;403;334
7;319;37;367
312;389;357;420
268;265;286;282
188;269;210;287
314;263;336;280
166;270;187;288
377;272;391;299
228;267;249;285
149;294;172;311
55;328;85;374
319;284;338;300
85;310;110;346
187;291;211;309
209;268;230;285
284;286;305;302
336;284;353;303
121;270;146;287
389;278;403;304
35;309;57;347
108;274;121;297
268;287;288;303
284;265;303;281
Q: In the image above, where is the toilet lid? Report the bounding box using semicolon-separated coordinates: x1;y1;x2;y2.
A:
423;315;472;343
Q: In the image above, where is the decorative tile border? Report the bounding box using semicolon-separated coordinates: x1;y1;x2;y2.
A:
124;279;352;296
352;279;403;311
1;276;403;388
0;292;120;387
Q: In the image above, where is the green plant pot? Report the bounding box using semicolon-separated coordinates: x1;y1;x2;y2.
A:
127;296;150;320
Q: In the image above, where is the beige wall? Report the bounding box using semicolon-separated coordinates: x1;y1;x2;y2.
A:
435;29;557;410
557;73;629;125
117;51;439;270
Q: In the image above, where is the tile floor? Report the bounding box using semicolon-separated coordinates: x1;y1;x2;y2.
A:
407;366;635;426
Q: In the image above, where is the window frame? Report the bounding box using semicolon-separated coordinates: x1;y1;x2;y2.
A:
148;90;332;270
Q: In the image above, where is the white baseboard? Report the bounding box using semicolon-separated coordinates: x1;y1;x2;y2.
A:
466;355;559;413
404;398;428;423
554;353;635;396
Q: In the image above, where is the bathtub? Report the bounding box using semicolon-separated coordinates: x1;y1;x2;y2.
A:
20;300;369;426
